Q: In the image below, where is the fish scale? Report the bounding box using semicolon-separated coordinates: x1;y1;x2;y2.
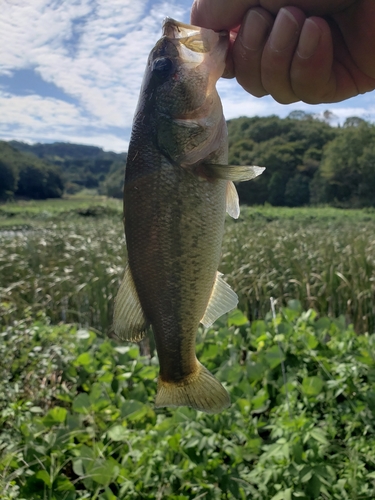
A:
128;155;226;379
112;18;264;413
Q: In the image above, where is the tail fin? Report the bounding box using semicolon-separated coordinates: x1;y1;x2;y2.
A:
154;362;230;414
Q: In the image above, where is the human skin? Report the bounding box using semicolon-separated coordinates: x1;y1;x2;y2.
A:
191;0;375;104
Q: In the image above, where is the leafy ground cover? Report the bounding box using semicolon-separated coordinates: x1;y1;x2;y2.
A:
2;304;375;499
1;199;375;499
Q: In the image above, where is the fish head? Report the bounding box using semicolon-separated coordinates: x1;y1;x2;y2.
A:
138;18;229;164
164;18;227;106
146;18;228;116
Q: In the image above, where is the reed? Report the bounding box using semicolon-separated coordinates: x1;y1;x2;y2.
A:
222;209;375;333
1;205;375;333
0;219;125;331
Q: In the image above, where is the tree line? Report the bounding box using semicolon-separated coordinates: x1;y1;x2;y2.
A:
228;112;375;208
0;141;127;200
0;142;64;200
1;113;374;206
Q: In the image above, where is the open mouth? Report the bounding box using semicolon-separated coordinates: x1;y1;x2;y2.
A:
162;17;228;56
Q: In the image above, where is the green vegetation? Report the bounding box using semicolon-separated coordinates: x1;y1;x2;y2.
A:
9;141;127;198
0;142;64;201
2;113;375;206
2;199;375;498
2;305;375;499
222;206;375;334
0;195;121;227
321;121;375;206
228;113;375;208
0;141;126;201
1;202;374;333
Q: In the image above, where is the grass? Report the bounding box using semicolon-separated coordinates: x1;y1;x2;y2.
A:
0;195;122;228
239;205;375;222
1;198;374;333
222;207;375;333
0;219;124;332
2;197;375;498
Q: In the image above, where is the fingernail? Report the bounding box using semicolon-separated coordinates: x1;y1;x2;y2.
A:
297;19;321;59
241;9;271;51
269;8;299;52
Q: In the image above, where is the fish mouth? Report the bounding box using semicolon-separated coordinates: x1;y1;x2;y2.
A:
162;17;228;54
163;18;204;39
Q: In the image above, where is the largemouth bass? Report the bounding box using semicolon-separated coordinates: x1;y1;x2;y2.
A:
113;18;264;414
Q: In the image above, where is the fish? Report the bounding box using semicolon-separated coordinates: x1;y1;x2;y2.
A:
113;18;264;414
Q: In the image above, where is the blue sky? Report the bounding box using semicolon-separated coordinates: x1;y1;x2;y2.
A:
1;0;374;153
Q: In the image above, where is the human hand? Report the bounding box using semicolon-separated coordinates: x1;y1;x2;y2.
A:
191;0;375;104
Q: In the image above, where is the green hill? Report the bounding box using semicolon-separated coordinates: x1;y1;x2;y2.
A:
0;141;64;200
8;141;127;195
228;113;375;207
3;112;374;206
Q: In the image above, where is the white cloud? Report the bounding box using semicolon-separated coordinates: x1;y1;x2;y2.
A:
0;0;189;148
0;0;374;150
0;91;86;129
218;77;375;125
1;0;159;125
0;91;127;151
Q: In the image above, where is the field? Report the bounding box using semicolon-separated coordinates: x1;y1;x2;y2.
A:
1;199;375;334
1;197;375;499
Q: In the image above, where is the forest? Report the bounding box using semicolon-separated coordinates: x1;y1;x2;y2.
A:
0;141;127;200
1;112;374;207
228;112;375;208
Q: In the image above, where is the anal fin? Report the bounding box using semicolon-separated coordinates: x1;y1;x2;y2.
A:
205;164;265;182
112;265;148;342
201;272;238;328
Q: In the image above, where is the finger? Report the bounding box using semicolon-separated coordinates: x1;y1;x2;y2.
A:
261;7;306;103
291;16;375;102
334;0;375;79
221;32;237;79
260;0;354;16
191;0;258;30
191;0;354;29
289;17;337;103
232;8;274;96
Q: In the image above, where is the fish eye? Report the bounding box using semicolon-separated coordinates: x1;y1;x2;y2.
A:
152;57;174;78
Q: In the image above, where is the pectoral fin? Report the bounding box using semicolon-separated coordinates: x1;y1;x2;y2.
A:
205;164;265;182
226;181;240;219
201;272;238;328
113;265;148;342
